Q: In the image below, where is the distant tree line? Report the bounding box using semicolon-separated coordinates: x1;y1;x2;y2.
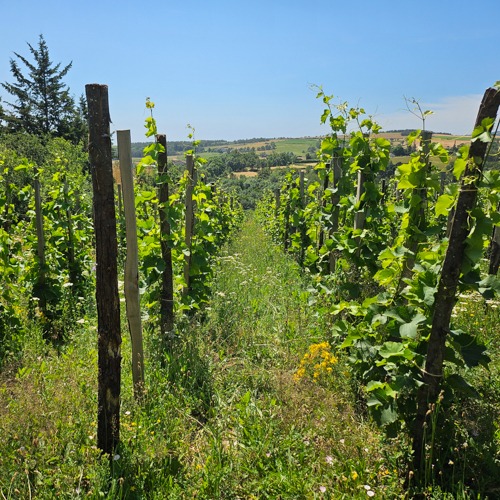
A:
202;150;297;179
130;139;279;157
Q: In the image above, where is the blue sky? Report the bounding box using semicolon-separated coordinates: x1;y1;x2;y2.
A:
1;0;499;142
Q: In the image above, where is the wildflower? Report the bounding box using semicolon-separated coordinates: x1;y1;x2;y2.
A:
367;490;375;497
326;455;333;465
379;467;389;476
293;342;337;383
351;471;359;480
319;486;326;493
113;454;120;461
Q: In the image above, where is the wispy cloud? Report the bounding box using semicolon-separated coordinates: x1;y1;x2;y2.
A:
379;95;484;135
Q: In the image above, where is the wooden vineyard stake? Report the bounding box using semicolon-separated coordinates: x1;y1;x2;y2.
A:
412;86;500;473
490;221;500;275
157;134;175;333
329;156;342;273
86;83;121;456
117;129;144;399
183;154;196;297
399;131;432;290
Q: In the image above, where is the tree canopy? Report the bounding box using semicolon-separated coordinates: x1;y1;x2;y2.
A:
1;34;86;143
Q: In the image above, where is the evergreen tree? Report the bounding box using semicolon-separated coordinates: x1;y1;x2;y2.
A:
1;34;86;142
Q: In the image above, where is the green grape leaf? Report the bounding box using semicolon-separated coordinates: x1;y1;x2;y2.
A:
435;194;455;217
399;313;426;339
453;157;467;180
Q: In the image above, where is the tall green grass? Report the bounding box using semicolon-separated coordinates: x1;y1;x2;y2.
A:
2;214;498;498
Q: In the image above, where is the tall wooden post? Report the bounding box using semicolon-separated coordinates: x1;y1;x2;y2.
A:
318;168;330;252
157;134;175;333
274;188;280;217
117;184;123;217
489;208;500;275
299;171;305;202
412;87;500;475
353;170;366;231
34;170;47;318
117;130;144;399
62;173;78;292
298;171;307;265
399;131;432;290
183;154;196;296
329;157;342;272
86;84;121;456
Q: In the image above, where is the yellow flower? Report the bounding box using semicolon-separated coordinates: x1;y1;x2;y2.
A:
294;342;338;383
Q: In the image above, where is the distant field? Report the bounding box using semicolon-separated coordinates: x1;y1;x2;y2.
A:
216;137;319;157
273;138;319;156
380;132;471;149
133;133;476;168
233;163;313;178
219;134;471;155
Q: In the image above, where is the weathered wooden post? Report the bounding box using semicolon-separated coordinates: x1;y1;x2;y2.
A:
489;205;500;275
117;129;144;399
183;154;196;296
418;130;432;221
412;86;500;475
34;169;47;319
399;131;432;289
353;170;366;232
86;84;121;456
62;173;78;292
328;156;342;273
117;184;123;217
381;178;387;199
318;167;330;252
157;134;175;333
439;170;446;196
283;179;292;252
299;171;305;202
298;171;307;265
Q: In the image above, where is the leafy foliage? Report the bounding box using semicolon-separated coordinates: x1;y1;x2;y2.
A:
257;88;500;492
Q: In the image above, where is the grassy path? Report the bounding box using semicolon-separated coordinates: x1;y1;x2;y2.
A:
0;215;404;499
163;215;403;498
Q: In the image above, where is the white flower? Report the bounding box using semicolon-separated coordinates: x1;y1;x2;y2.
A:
364;486;375;497
113;454;120;461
